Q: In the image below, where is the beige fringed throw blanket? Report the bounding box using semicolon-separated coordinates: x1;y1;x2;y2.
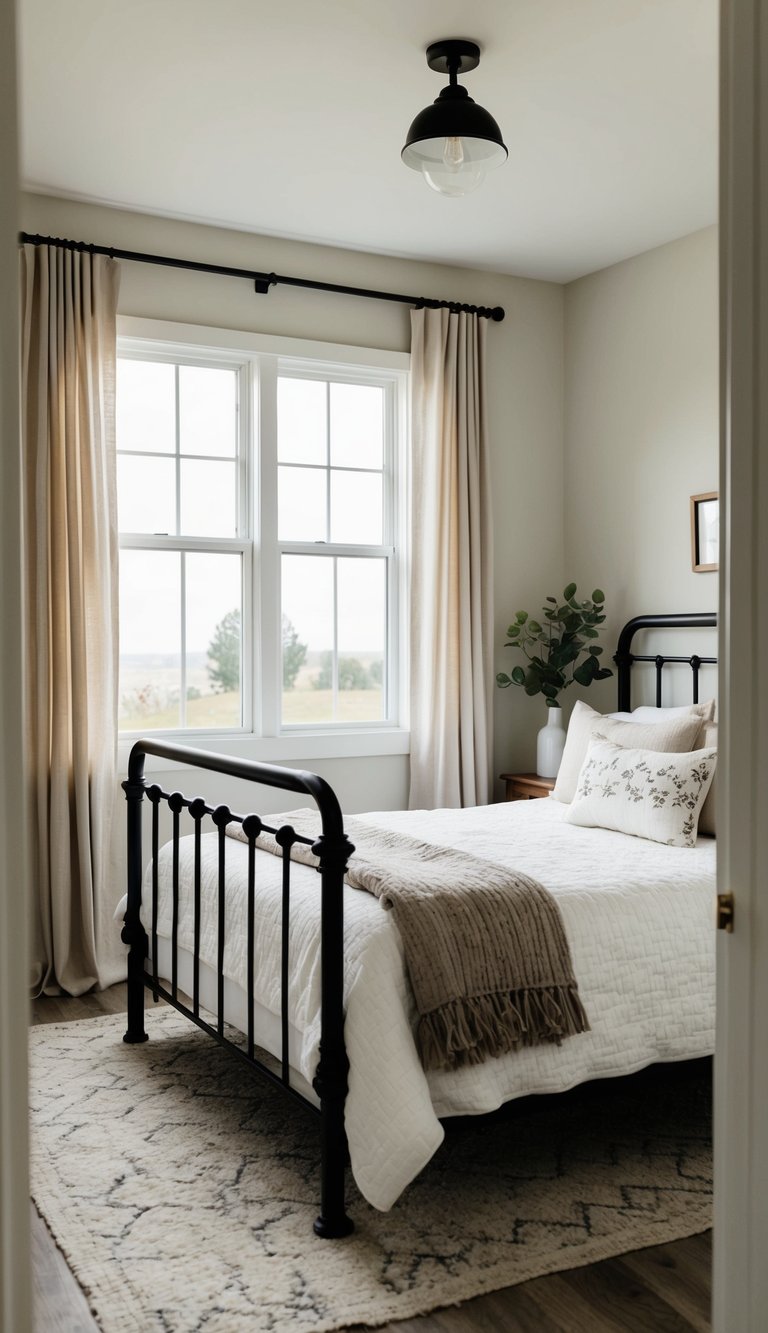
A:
227;813;589;1071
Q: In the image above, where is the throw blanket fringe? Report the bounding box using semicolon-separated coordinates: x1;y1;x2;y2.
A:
418;985;591;1072
227;812;589;1072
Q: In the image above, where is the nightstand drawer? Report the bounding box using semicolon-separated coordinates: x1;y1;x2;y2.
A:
499;772;556;801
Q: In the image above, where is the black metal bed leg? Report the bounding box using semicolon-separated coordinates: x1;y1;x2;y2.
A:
313;1054;353;1238
122;921;149;1044
312;827;355;1238
122;750;148;1044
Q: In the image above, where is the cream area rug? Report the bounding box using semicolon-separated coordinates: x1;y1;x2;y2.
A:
29;1008;712;1333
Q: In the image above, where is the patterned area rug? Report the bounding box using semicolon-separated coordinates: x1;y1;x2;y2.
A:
29;1009;712;1333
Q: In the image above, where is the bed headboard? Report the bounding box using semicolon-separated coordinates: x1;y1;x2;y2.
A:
614;613;717;711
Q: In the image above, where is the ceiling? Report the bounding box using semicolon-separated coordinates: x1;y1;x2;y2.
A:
17;0;718;283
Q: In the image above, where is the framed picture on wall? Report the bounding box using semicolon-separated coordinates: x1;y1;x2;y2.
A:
691;492;719;572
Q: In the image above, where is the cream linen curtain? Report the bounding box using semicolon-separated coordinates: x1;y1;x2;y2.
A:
21;244;121;995
408;307;494;809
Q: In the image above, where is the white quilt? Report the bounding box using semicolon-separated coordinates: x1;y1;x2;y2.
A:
138;797;716;1211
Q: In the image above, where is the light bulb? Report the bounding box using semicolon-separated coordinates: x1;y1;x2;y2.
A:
442;137;465;171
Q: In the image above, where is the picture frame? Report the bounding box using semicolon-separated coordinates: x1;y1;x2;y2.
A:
690;492;719;572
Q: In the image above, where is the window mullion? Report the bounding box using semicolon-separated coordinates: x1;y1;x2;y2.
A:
180;551;187;729
325;382;331;542
174;364;181;536
332;555;338;722
258;355;280;735
239;361;253;734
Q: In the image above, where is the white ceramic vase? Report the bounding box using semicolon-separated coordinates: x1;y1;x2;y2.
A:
536;705;566;778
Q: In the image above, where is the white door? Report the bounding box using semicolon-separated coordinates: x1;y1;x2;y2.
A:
714;2;768;1328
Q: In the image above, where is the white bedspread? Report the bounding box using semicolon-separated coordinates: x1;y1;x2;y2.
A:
138;798;716;1211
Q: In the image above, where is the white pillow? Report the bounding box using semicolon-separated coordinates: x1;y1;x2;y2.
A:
552;701;704;804
563;739;718;847
609;699;715;726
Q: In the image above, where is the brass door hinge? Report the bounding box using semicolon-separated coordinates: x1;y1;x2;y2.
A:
716;892;735;933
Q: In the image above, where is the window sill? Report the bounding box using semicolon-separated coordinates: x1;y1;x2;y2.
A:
117;727;411;774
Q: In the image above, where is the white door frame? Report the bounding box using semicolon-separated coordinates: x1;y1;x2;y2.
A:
0;1;31;1329
714;1;768;1328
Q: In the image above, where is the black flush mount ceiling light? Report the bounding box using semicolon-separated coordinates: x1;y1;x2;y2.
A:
402;39;508;197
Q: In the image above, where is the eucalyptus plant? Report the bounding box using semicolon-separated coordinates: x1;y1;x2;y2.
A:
496;584;613;707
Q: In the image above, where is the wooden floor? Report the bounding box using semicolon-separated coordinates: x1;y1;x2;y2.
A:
31;987;712;1333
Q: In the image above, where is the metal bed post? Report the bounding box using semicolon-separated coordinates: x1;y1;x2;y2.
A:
311;821;356;1239
122;748;148;1044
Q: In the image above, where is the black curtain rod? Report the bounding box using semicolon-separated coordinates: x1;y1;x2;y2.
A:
18;232;505;322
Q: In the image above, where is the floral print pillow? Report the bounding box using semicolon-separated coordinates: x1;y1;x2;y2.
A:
563;738;718;847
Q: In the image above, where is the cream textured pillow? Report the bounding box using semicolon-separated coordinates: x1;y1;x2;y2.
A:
552;701;703;804
563;739;718;847
697;721;717;836
610;700;715;729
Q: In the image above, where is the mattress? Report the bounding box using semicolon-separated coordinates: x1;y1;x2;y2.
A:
128;797;716;1211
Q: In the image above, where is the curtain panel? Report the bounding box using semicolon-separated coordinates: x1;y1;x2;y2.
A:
20;244;121;995
408;307;494;809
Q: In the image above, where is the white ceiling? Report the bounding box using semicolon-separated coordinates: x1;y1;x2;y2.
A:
17;0;718;283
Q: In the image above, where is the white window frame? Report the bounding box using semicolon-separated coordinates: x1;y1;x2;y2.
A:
116;317;410;768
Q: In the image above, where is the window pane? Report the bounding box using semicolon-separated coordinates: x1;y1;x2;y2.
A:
337;558;386;722
119;550;181;730
186;552;242;729
181;459;237;537
179;365;237;457
117;358;176;454
277;377;327;465
330;471;383;544
278;465;327;541
117;454;176;534
281;555;334;724
330;383;384;470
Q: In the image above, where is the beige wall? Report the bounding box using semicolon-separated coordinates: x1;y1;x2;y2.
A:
21;192;565;810
563;226;719;711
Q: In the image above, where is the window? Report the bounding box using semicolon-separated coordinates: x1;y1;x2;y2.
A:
116;321;408;749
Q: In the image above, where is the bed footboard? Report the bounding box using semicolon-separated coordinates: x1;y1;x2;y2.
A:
120;738;355;1238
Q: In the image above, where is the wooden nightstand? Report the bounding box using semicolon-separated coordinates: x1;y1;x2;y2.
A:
499;772;556;802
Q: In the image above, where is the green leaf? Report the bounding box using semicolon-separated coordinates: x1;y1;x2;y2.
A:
595;667;614;680
541;682;559;699
528;620;542;633
496;673;511;687
546;596;557;603
563;582;577;600
524;680;542;696
588;645;603;656
506;624;521;637
583;627;599;638
573;659;597;686
515;611;529;624
592;588;605;603
511;665;526;685
554;641;581;666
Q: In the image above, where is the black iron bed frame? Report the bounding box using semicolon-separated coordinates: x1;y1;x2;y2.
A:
121;611;716;1237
